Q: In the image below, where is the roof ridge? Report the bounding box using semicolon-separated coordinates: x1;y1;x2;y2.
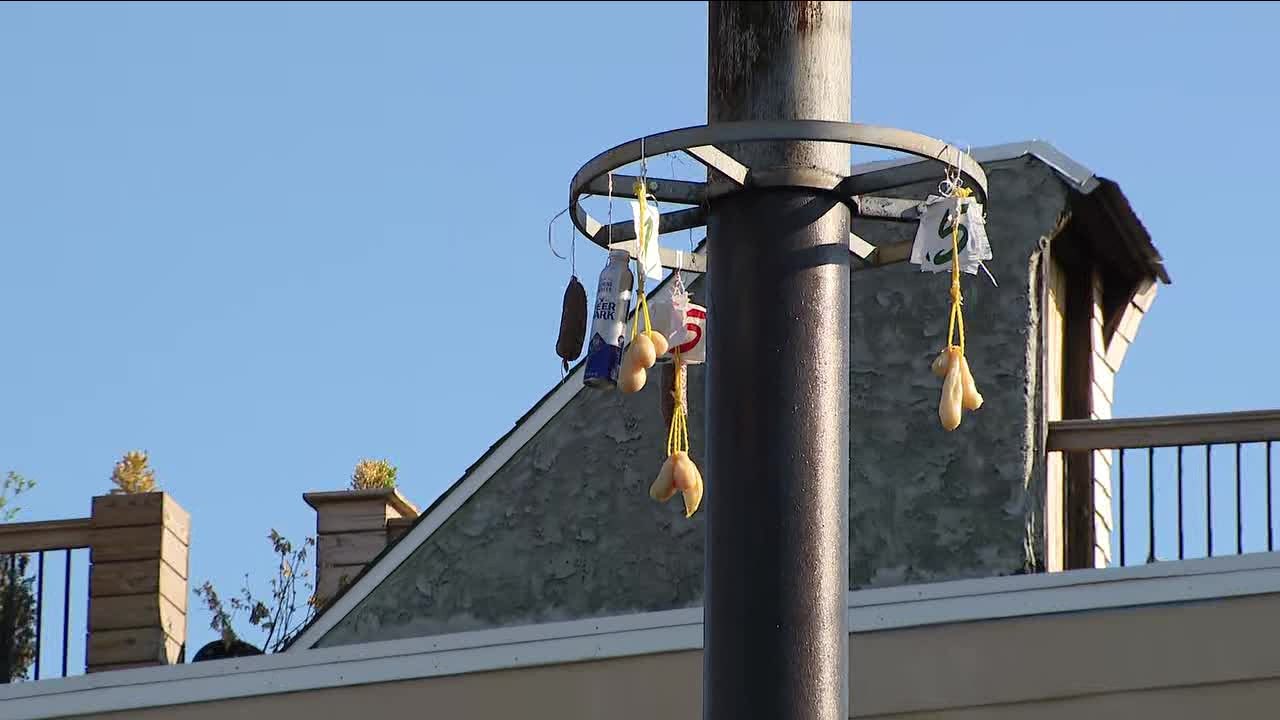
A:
851;139;1100;193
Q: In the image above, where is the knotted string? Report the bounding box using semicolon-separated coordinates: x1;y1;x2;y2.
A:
666;353;690;457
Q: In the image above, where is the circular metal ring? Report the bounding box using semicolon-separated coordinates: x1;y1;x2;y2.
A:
568;119;988;268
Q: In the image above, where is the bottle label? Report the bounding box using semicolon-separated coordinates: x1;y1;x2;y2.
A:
584;257;632;387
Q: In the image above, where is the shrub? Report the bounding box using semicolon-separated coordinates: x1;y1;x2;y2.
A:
193;530;316;655
350;459;397;491
110;450;157;494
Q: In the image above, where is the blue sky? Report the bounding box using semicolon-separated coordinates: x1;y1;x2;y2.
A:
1;1;1277;667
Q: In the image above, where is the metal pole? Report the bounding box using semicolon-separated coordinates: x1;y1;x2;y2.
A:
704;3;851;720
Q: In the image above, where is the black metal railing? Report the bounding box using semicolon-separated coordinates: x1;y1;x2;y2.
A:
1049;410;1280;568
0;520;91;683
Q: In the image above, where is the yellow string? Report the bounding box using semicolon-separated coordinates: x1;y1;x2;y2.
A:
666;354;689;457
681;401;689;451
666;357;680;455
667;410;679;456
946;187;973;353
679;362;688;451
666;394;678;456
631;179;654;340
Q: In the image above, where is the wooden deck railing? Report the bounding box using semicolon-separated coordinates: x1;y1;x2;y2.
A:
1;492;192;684
0;519;91;555
0;518;92;683
1048;409;1280;567
1048;409;1280;452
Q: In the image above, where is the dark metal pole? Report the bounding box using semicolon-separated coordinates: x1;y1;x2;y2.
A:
704;4;851;720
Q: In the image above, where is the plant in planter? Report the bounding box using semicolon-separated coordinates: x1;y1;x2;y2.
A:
109;450;157;494
350;458;397;490
192;529;316;660
0;472;37;682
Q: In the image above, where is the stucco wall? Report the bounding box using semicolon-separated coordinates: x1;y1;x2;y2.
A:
846;157;1065;587
317;156;1068;647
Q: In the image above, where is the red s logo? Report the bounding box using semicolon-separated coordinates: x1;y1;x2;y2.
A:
677;307;705;355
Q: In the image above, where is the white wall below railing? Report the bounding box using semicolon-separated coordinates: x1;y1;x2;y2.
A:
5;551;1280;720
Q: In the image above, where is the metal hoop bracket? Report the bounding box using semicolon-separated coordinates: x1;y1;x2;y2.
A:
568;120;988;274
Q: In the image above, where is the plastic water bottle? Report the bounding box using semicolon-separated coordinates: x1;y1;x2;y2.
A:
584;250;634;388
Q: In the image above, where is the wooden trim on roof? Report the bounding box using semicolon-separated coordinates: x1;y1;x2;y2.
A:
303;488;419;520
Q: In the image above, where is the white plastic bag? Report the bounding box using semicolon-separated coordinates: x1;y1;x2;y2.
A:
649;291;707;364
910;195;992;275
630;199;664;283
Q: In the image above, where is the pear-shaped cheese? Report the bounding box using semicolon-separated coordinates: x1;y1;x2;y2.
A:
646;330;669;359
649;455;677;502
959;353;983;411
620;365;647;394
628;333;657;369
680;461;704;519
931;349;951;379
939;348;964;431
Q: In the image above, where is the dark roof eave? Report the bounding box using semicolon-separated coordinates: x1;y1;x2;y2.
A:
1076;177;1171;285
850;140;1169;286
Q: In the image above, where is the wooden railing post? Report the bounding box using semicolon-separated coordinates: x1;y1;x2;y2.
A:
87;492;190;673
304;489;418;607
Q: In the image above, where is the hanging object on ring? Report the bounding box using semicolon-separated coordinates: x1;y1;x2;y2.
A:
584;249;634;389
910;193;992;277
651;243;702;518
556;277;587;373
650;357;703;518
550;207;588;374
619;179;665;394
630;196;663;283
649;289;707;365
925;182;987;431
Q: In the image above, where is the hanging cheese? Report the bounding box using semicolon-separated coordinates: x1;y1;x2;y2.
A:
647;329;669;358
939;348;964;432
650;455;677;502
931;349;950;379
959;353;983;411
